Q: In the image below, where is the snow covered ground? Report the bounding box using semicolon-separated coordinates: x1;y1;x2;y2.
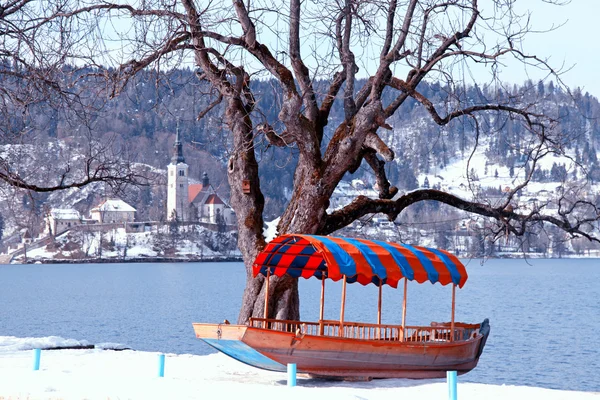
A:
0;336;597;400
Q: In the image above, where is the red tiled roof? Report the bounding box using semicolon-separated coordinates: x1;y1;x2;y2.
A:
206;194;224;205
188;184;206;203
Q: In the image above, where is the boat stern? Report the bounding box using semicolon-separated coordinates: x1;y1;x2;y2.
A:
193;322;287;373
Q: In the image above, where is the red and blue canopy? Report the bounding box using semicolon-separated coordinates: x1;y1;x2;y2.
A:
253;234;468;288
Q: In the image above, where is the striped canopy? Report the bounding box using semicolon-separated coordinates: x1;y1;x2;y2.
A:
253;234;468;288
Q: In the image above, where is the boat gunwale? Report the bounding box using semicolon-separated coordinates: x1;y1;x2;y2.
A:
244;324;484;348
194;317;484;345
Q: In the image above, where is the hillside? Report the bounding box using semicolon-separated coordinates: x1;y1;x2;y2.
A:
1;70;600;258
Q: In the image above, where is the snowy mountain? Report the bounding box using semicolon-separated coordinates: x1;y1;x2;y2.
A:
2;75;600;258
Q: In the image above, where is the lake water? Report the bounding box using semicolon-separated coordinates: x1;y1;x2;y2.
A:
1;259;599;392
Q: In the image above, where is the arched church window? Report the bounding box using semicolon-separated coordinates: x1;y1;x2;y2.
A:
179;170;184;176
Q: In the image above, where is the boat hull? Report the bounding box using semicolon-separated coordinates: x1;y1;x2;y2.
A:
194;319;489;379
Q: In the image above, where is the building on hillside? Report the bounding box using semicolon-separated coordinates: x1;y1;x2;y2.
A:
90;198;136;223
46;208;82;236
21;228;33;244
166;130;235;227
189;172;235;225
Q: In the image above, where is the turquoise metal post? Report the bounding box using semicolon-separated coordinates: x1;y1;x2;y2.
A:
447;370;457;400
287;363;297;387
158;354;165;377
33;348;41;371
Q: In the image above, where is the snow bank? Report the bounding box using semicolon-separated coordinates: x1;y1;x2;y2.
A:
0;335;92;352
0;336;597;400
0;336;131;352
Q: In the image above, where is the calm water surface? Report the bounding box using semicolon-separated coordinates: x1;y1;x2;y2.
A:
0;259;598;392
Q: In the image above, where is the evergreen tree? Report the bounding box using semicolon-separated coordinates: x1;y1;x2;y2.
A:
537;80;545;97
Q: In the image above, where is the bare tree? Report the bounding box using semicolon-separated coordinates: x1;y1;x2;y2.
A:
0;1;148;192
5;0;600;323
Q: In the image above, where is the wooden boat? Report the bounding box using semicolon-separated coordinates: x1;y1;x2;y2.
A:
193;234;490;379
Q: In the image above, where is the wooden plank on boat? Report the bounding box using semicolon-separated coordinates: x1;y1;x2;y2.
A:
192;323;247;341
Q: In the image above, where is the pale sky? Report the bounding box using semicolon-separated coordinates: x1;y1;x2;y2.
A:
97;0;599;97
500;0;600;97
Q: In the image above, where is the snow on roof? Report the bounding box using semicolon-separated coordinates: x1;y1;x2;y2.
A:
351;179;366;189
91;199;136;213
50;208;81;220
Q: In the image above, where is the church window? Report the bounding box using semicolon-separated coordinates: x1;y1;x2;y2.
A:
170;171;174;176
179;170;185;176
180;184;183;188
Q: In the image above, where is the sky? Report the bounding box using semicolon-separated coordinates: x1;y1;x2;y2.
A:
92;1;599;97
496;0;600;97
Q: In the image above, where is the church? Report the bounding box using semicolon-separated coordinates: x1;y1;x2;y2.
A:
166;129;236;226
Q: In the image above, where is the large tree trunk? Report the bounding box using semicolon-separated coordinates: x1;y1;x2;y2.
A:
222;97;267;324
235;153;332;324
233;104;345;322
233;105;380;324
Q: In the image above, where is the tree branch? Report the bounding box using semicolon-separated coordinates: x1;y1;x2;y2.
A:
197;93;223;121
289;0;318;123
363;151;397;200
322;189;600;243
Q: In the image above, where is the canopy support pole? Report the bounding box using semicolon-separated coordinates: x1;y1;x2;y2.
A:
319;276;326;335
401;278;407;341
450;284;456;342
377;283;382;339
339;276;347;337
263;268;271;328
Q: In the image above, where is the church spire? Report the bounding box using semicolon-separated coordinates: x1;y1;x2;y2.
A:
171;121;185;164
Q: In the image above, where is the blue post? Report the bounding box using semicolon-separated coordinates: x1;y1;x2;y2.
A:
447;370;457;400
158;354;165;377
287;363;297;387
33;348;41;371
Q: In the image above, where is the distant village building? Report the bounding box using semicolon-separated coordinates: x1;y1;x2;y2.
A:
21;228;32;244
46;208;82;236
90;198;136;223
189;172;235;225
166;129;235;226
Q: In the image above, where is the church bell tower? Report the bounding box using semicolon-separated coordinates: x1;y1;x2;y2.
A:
167;124;189;221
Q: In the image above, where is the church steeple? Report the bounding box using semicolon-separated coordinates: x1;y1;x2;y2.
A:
167;121;189;222
171;122;185;164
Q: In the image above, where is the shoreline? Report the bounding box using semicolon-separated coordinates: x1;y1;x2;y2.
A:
17;256;243;264
10;254;600;265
